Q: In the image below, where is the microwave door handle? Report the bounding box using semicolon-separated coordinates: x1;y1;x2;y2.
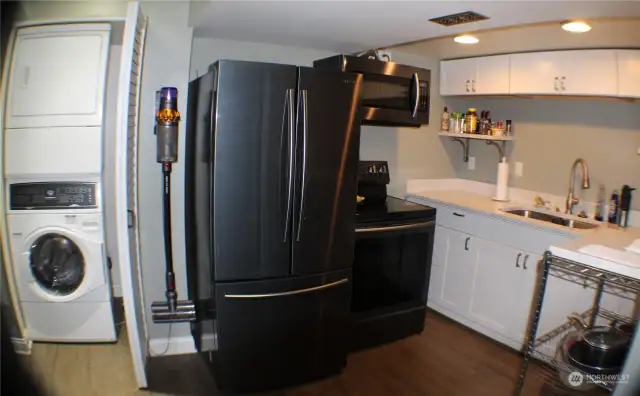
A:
411;73;419;118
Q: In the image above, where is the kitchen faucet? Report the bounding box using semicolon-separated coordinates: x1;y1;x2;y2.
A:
566;158;590;214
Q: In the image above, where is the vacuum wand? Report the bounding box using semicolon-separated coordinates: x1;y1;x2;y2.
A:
151;87;196;324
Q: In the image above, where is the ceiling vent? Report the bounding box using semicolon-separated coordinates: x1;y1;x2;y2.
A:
429;11;489;27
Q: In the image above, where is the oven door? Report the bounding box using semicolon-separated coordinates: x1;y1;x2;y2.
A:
352;220;435;318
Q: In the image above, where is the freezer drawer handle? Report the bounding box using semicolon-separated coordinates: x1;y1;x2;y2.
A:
355;221;434;233
224;278;348;299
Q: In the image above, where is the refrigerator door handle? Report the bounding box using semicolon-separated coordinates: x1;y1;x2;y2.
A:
283;89;295;242
411;73;420;118
224;278;348;299
296;90;309;242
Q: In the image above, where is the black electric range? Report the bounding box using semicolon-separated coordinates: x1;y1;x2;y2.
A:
351;161;437;351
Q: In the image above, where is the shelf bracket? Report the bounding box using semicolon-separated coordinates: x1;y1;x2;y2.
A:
450;137;469;162
485;140;506;160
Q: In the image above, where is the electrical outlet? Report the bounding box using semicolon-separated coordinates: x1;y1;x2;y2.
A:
468;157;476;170
515;162;524;177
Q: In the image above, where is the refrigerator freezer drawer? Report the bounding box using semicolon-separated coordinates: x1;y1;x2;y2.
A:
213;268;352;393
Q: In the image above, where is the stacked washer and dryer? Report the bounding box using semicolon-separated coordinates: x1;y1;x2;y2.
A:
4;24;116;342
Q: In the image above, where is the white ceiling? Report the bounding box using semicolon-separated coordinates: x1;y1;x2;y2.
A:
189;0;640;53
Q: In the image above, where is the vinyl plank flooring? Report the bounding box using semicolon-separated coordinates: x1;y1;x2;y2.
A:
146;310;609;396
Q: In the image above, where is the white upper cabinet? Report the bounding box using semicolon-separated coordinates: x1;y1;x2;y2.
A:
6;24;111;129
441;49;634;98
617;50;640;98
440;58;477;95
510;50;617;96
475;55;510;94
440;55;510;95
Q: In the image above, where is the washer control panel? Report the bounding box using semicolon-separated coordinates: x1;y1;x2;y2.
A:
10;182;97;210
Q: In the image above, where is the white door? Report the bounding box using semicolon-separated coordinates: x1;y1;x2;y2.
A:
617;50;640;98
556;50;617;96
6;24;110;129
468;239;520;338
510;51;562;95
476;55;510;94
440;58;477;96
439;227;474;314
115;2;149;388
510;252;542;348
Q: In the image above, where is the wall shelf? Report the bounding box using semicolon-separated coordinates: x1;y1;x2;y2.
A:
438;132;514;141
438;132;514;162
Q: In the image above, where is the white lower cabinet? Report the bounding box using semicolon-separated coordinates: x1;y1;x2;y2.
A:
468;239;521;338
439;228;474;313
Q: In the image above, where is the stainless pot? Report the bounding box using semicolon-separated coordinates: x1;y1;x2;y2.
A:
567;313;631;374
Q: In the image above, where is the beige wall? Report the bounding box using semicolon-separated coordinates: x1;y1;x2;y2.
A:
390;18;640;208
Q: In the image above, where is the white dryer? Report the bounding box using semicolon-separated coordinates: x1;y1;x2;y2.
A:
7;179;116;342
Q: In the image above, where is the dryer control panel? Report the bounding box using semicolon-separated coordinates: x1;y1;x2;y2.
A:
10;182;97;210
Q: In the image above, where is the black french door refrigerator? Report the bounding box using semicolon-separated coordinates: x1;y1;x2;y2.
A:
185;60;362;393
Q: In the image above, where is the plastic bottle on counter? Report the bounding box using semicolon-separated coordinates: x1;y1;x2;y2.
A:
441;107;450;132
594;184;605;222
608;190;620;224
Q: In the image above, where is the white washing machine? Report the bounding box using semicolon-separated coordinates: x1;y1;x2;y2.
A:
7;178;116;342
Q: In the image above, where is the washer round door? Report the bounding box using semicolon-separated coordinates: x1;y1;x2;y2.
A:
30;233;85;296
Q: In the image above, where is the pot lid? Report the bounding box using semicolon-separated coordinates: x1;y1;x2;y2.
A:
584;328;629;350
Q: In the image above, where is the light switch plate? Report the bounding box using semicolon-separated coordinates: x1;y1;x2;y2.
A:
468;157;476;170
515;162;524;177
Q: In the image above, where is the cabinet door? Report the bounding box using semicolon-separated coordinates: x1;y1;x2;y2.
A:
439;228;474;313
557;50;617;96
510;252;543;348
440;58;477;96
468;239;520;337
618;50;640;98
476;55;510;94
6;24;111;128
510;52;562;94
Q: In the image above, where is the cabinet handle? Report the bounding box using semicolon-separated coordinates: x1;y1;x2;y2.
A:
21;67;30;88
516;253;522;268
464;237;470;251
465;80;470;92
523;254;529;270
471;79;476;92
554;76;559;91
453;212;465;217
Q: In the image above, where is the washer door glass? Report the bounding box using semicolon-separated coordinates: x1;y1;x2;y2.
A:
30;233;85;296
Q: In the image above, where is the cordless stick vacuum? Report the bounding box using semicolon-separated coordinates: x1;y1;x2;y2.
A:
151;87;196;323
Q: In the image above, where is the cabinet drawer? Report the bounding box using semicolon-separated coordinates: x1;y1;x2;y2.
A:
425;201;572;254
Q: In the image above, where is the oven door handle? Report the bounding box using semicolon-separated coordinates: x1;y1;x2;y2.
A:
355;220;434;233
411;73;420;118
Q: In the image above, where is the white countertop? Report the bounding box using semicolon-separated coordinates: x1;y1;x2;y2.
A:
407;179;640;280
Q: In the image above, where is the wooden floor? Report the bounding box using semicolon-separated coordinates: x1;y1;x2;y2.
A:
22;310;609;396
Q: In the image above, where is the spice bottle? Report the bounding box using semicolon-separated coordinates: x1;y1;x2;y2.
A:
441;107;450;132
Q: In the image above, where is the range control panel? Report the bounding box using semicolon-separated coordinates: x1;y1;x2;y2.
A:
10;182;97;210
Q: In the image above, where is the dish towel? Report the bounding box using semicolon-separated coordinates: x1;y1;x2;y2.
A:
625;239;640;255
579;244;640;268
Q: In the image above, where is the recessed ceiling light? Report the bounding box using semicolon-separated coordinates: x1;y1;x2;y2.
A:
454;35;479;44
562;21;591;33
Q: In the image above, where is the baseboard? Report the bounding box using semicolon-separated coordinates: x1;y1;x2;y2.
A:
11;337;32;355
149;335;196;356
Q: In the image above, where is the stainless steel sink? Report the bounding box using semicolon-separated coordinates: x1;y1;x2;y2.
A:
502;209;599;230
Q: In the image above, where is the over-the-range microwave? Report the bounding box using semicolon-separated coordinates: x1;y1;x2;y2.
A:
314;54;430;127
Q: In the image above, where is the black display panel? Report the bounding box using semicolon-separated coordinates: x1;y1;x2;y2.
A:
10;183;97;209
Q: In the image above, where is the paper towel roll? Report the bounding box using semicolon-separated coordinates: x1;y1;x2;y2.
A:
495;160;510;201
